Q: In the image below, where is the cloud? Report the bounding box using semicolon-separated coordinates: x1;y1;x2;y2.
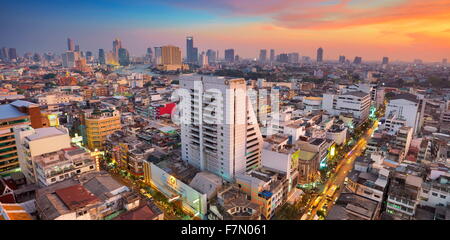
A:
162;0;450;31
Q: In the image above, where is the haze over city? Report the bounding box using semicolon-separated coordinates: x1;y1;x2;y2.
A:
2;0;450;62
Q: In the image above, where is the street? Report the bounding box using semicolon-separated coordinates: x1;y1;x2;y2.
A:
303;120;378;220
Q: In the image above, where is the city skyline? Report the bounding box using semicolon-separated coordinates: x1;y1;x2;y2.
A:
1;0;450;62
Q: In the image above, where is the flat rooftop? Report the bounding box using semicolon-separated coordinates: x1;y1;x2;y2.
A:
26;127;67;141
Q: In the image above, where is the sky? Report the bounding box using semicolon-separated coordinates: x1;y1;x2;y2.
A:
1;0;450;62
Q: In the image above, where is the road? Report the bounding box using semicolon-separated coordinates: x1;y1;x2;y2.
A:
304;120;378;220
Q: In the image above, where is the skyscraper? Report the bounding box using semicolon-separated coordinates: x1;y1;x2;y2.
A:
75;45;80;52
316;47;323;63
443;58;448;65
146;47;153;63
270;49;275;62
98;49;106;65
186;36;194;64
353;56;362;64
278;53;289;63
118;48;130;66
192;47;198;64
113;38;122;59
225;49;235;63
8;48;17;61
339;55;346;64
199;51;208;67
259;49;267;62
1;47;9;61
206;49;216;65
179;75;264;181
382;57;389;65
154;47;162;64
288;52;299;64
158;45;183;71
62;51;79;68
67;38;74;51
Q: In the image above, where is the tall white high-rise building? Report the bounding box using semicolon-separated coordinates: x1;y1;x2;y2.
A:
178;75;264;181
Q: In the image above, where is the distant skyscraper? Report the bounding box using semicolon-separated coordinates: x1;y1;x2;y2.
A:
288;52;299;64
85;51;92;63
270;49;275;62
206;49;216;64
67;38;74;51
339;55;346;64
146;47;153;63
235;55;240;62
7;48;17;61
75;45;80;52
1;48;9;61
199;51;208;67
443;58;448;65
259;49;267;62
118;48;130;66
186;36;195;64
113;38;122;59
62;51;78;68
192;47;198;64
382;57;389;65
278;53;289;63
154;47;162;64
316;47;323;63
98;49;106;65
225;49;235;63
353;56;362;64
161;45;182;65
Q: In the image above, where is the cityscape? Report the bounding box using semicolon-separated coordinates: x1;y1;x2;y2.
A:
1;0;449;222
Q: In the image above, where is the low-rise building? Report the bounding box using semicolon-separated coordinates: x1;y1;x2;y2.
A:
35;171;138;220
34;146;97;186
236;167;288;219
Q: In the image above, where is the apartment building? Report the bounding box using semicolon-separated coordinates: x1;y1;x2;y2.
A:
386;173;423;219
179;75;264;181
37;93;83;106
322;91;371;122
236;167;288;219
0;100;46;173
382;93;420;134
34;146;97;186
14;126;72;184
261;134;300;192
84;108;121;151
395;126;413;156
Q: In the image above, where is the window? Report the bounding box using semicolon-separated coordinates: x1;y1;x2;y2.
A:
440;195;446;199
432;192;438;196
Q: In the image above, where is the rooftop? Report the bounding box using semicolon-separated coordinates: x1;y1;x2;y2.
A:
114;202;163;220
25;127;68;141
343;91;369;98
0;104;27;120
54;184;100;210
